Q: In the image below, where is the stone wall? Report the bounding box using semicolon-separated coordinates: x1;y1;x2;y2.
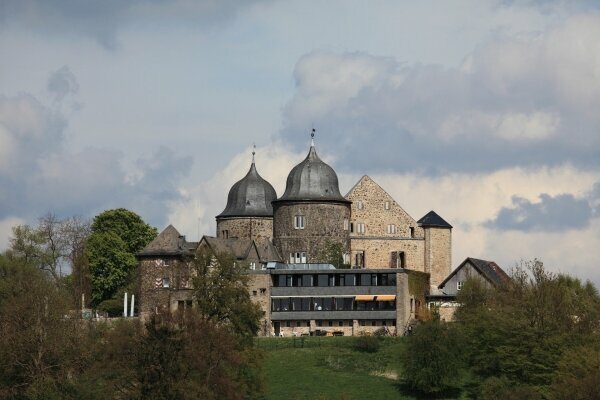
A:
248;272;272;336
424;227;452;288
138;256;192;317
216;217;273;241
346;176;427;269
349;238;425;270
346;176;424;238
273;201;350;263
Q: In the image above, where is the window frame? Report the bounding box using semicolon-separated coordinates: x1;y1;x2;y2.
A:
294;215;305;229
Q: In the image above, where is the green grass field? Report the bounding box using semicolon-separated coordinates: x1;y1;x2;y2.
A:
259;337;415;400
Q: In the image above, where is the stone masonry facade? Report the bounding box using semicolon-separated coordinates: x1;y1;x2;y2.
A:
424;227;452;288
273;201;350;263
216;217;273;241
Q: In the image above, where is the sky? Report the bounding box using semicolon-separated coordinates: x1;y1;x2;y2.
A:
1;0;599;286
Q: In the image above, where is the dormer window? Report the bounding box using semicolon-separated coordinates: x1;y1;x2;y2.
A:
294;215;305;229
457;281;464;291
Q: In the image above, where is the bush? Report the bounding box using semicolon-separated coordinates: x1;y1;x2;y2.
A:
400;320;463;394
353;334;381;353
97;298;124;317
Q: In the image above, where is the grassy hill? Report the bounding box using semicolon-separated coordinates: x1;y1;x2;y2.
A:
258;336;459;400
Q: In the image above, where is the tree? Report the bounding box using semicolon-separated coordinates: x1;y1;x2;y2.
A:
455;260;600;397
6;214;90;290
86;209;156;306
399;320;464;395
86;231;137;306
90;208;157;254
0;256;86;398
317;239;348;268
191;249;264;340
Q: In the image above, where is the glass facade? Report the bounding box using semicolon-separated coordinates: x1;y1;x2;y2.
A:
272;273;397;287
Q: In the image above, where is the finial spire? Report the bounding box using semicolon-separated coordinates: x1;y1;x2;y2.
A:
311;128;315;147
252;143;256;164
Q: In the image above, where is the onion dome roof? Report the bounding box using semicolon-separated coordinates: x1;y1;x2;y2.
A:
217;156;277;218
275;141;349;203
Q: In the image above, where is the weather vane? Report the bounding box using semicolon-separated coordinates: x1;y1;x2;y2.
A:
252;143;256;163
311;128;315;146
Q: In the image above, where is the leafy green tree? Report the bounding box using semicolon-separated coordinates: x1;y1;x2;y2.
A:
90;208;157;254
192;249;264;340
549;335;600;400
455;260;600;397
399;320;464;395
86;231;137;306
86;209;156;306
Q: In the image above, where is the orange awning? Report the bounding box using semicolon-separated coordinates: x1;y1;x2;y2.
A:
355;295;375;301
376;295;396;301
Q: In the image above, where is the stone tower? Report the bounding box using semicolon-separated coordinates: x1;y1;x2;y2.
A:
216;151;277;241
272;136;351;263
418;211;452;288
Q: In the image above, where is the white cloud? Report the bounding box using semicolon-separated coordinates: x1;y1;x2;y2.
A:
281;13;600;173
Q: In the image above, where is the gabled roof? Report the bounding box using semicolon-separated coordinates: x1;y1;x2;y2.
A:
438;257;510;289
138;225;193;256
417;210;452;228
199;236;283;263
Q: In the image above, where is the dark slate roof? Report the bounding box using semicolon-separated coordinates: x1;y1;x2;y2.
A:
138;225;193;257
217;160;277;218
417;210;452;228
438;257;511;288
255;238;283;262
201;236;283;263
274;144;350;204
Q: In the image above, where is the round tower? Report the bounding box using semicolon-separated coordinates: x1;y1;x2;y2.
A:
272;133;351;264
216;149;277;241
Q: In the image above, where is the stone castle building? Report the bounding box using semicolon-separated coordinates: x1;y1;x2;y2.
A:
137;136;492;336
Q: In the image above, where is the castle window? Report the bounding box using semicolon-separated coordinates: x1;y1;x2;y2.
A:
357;200;364;209
357;223;365;234
249;262;256;270
355;252;365;268
390;251;405;268
343;218;349;230
222;230;229;239
294;215;305;229
350;222;354;233
387;224;396;234
410;227;415;238
162;277;170;288
457;281;464;291
384;201;390;210
290;252;307;263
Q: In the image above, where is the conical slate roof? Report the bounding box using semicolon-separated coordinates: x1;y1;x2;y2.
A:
274;143;350;203
217;159;277;218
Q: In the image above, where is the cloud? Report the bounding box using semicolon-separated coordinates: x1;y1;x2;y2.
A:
0;69;193;241
280;13;600;175
1;0;267;49
47;66;79;103
486;193;593;231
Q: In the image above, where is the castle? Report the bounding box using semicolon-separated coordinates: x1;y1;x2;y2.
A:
137;136;484;335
